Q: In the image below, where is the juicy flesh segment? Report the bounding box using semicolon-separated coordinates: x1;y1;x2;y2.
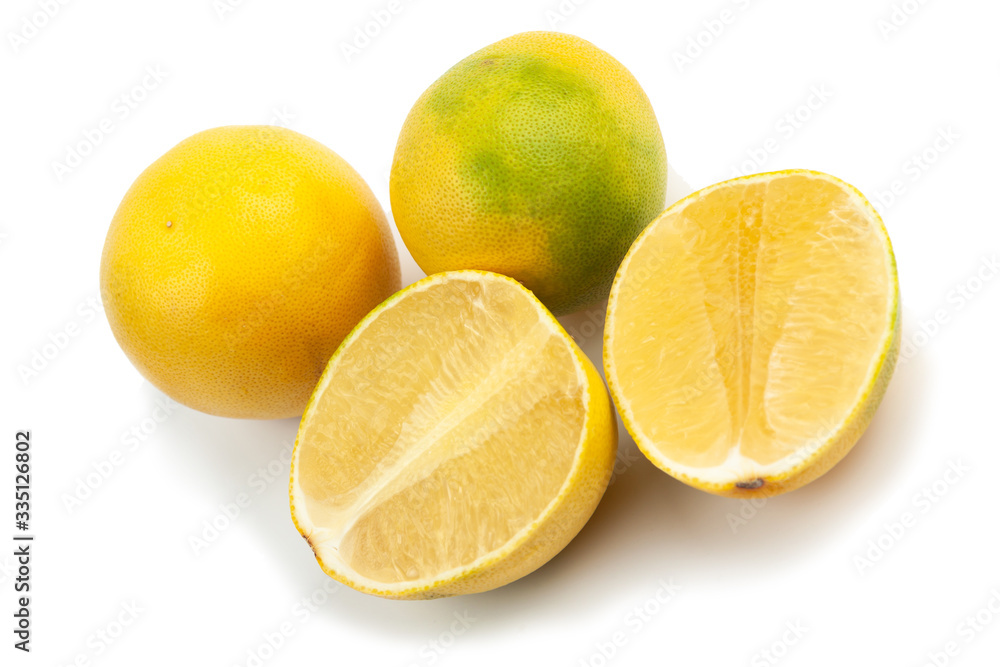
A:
296;276;584;584
610;174;891;474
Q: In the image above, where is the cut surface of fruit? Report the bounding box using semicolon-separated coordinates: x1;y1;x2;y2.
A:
290;271;617;598
604;170;899;497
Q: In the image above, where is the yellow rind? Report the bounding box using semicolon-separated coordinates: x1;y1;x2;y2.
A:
100;125;401;419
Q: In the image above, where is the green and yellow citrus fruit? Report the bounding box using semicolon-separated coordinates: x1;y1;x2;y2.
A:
100;125;401;419
290;271;617;598
604;170;900;497
390;31;667;315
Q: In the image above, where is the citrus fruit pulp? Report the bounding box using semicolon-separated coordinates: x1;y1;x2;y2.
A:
290;271;617;598
604;170;900;497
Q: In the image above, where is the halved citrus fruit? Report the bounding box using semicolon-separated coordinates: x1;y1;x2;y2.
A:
290;271;617;598
604;170;900;497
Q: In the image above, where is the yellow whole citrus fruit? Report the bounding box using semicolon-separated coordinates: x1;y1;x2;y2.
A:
390;31;667;315
100;125;401;419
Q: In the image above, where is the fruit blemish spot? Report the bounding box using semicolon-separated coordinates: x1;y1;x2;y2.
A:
735;478;765;490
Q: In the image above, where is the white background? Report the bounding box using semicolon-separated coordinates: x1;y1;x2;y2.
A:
2;0;999;665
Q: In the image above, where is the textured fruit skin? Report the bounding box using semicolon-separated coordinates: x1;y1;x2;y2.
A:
100;126;401;419
390;32;667;316
289;271;618;598
604;170;900;498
